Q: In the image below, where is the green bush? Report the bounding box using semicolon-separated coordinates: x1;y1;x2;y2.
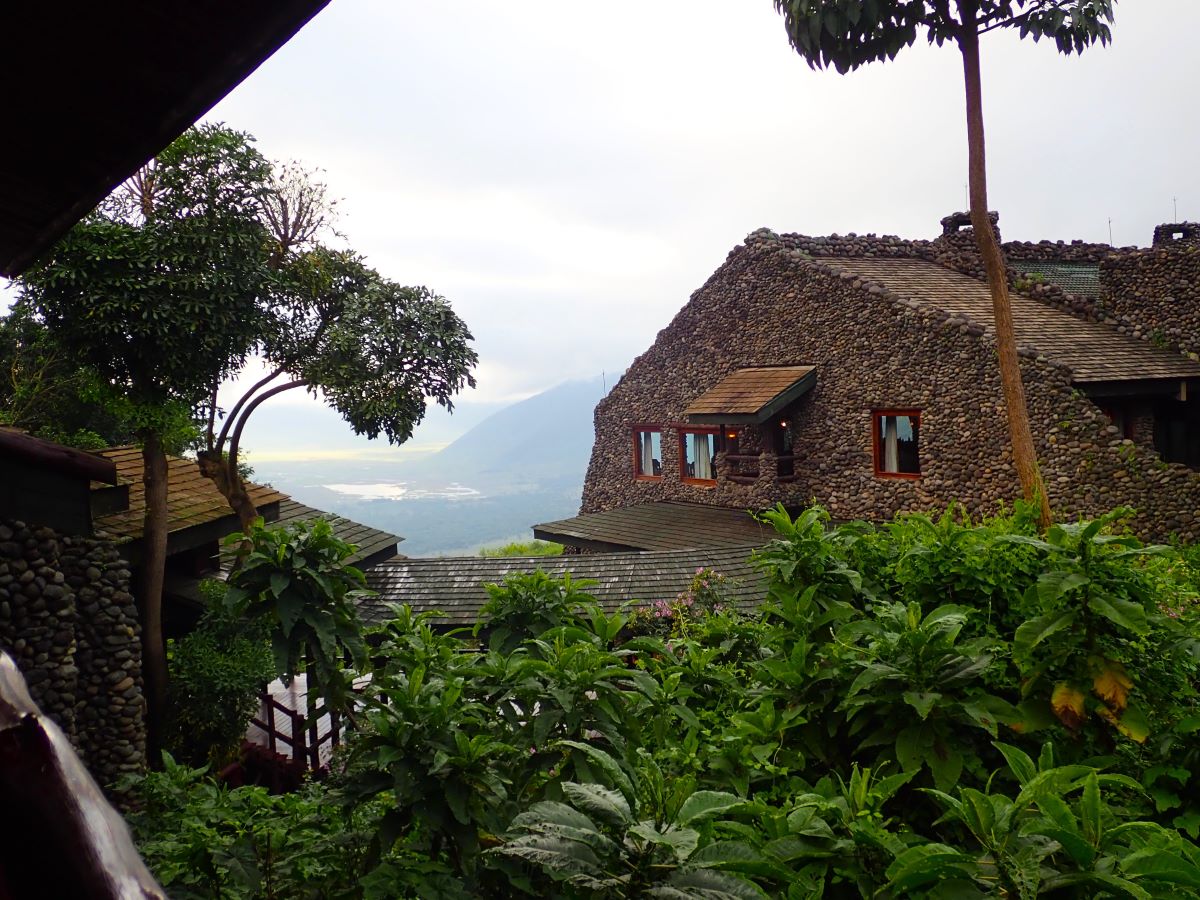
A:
478;540;564;557
164;587;274;767
224;518;371;718
125;504;1200;898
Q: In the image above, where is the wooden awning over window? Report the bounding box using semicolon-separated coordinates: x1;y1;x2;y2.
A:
685;365;816;425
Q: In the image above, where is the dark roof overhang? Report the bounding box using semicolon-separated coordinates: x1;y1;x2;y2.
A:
1;0;331;277
1077;377;1200;401
685;366;817;426
0;429;117;485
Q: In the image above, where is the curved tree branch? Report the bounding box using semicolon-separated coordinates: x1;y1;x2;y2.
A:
215;366;285;455
228;379;307;474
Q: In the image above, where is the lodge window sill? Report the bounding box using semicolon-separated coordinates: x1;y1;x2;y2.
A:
682;478;717;488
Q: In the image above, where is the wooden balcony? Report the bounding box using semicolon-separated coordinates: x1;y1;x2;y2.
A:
722;452;797;485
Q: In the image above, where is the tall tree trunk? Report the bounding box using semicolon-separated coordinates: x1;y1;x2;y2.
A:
196;451;261;533
137;431;170;765
958;11;1053;529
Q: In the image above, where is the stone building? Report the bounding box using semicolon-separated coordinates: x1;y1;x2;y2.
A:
551;216;1200;548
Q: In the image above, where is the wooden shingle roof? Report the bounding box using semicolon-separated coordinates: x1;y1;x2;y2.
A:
685;365;817;425
831;258;1200;386
534;502;773;553
360;546;767;627
92;447;286;548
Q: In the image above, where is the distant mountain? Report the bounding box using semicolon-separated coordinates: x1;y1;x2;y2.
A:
401;375;611;494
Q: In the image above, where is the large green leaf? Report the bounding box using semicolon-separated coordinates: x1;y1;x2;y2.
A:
677;791;746;827
1087;594;1149;635
1013;609;1077;661
629;822;700;862
886;843;971;892
927;741;964;792
1122;849;1200;888
492;833;605;878
557;741;636;807
1036;571;1090;604
994;741;1037;786
562;782;632;828
903;691;941;720
650;867;768;899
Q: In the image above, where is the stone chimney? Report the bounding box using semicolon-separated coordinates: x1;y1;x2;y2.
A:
931;211;1002;281
940;210;1001;239
1152;222;1200;248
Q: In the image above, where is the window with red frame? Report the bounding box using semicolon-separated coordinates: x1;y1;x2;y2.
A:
679;429;717;484
873;411;921;477
632;428;663;479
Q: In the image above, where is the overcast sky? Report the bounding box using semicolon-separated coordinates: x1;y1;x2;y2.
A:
10;2;1200;460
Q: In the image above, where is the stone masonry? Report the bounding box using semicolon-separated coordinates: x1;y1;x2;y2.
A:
581;225;1200;541
0;519;145;786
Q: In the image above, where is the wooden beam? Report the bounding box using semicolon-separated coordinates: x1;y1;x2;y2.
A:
0;430;116;485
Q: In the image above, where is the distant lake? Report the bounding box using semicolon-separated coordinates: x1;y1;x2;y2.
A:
324;481;483;501
254;459;581;557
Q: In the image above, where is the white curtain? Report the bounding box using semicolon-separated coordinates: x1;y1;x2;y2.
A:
883;416;899;473
641;432;654;475
693;433;713;480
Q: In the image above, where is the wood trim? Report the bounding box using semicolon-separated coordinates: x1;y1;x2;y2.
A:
871;409;922;480
678;427;719;486
630;426;663;481
0;428;117;484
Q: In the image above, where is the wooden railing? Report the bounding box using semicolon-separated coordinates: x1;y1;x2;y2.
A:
724;453;760;484
251;692;346;773
723;453;798;485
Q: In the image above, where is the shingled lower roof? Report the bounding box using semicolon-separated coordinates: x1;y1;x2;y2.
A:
831;258;1200;386
92;447;286;558
360;546;766;627
686;365;816;424
534;501;773;552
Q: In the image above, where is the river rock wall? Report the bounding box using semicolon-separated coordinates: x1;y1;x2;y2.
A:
0;519;145;786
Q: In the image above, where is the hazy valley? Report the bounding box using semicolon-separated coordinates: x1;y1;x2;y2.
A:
246;376;610;556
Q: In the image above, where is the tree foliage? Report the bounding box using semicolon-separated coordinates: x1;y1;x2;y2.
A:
0;302;140;448
200;168;477;532
16;123;277;753
772;0;1114;72
22;123;271;412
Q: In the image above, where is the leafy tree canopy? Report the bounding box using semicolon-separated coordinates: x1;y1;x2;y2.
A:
19;124;273;417
773;0;1114;72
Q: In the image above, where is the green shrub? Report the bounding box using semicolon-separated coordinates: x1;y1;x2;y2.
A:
164;588;274;767
224;518;371;718
478;540;564;557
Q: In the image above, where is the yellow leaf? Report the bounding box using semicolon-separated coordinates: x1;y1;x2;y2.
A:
1090;657;1132;712
1051;682;1087;729
1096;703;1150;744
